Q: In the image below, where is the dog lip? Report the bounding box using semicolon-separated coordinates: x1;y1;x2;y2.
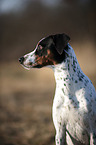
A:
23;63;41;69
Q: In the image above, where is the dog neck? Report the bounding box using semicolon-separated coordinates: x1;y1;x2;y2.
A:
51;45;84;95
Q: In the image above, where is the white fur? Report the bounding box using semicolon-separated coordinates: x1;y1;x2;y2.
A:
51;44;96;145
23;49;36;69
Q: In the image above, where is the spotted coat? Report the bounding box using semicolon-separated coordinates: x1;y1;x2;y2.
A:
19;34;96;145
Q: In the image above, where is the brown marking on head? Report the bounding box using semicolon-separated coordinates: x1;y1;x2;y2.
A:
32;33;70;68
34;48;55;67
20;33;70;69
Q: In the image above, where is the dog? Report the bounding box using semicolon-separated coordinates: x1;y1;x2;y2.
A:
19;33;96;145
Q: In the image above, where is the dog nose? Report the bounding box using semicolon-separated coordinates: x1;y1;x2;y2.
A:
19;57;24;64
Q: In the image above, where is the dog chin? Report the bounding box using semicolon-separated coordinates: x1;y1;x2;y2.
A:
21;64;32;70
21;64;41;70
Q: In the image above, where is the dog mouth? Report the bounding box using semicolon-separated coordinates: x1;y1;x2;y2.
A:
20;62;42;69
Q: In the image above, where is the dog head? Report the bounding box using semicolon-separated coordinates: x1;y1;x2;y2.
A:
19;33;70;69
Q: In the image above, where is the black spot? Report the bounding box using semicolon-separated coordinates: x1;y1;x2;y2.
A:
75;80;78;83
79;78;83;81
72;77;73;81
73;68;76;72
77;71;84;81
68;63;70;71
86;98;89;102
72;58;77;71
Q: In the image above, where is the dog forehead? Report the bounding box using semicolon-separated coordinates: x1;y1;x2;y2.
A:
35;38;44;50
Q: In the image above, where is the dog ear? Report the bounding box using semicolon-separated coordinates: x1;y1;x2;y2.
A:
52;33;70;55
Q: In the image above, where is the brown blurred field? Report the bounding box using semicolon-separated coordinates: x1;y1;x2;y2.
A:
0;62;55;145
0;1;96;145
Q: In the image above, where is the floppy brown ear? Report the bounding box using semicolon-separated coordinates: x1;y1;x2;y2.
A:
52;33;70;55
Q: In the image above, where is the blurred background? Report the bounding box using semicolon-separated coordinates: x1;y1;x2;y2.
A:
0;0;96;145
